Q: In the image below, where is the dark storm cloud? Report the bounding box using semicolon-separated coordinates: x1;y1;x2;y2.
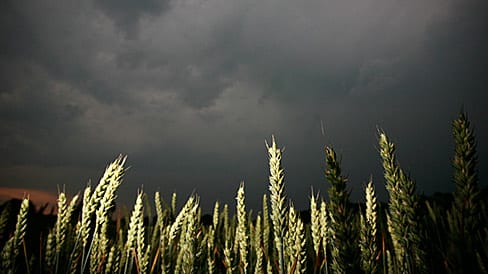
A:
1;0;487;211
96;0;169;39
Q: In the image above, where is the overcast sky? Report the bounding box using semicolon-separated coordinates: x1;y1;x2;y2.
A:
1;0;487;212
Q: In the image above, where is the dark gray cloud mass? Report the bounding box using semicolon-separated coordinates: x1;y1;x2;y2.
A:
1;0;487;211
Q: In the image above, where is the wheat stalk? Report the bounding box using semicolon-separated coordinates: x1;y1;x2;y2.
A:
1;197;29;274
0;205;11;241
181;199;199;273
58;192;79;273
254;215;264;274
90;157;125;273
14;198;29;256
137;195;149;274
171;192;177;219
124;191;144;274
159;225;170;274
45;231;56;270
285;203;297;271
151;192;164;260
360;179;378;273
205;201;219;273
287;204;306;274
69;186;91;273
78;155;126;273
262;194;270;259
104;245;117;274
310;191;321;259
452;111;480;236
154;192;164;228
78;186;92;249
223;237;234;274
379;132;424;273
174;196;199;274
325;146;358;273
319;199;329;274
213;201;220;230
266;135;287;274
222;203;229;240
169;196;195;244
54;192;67;269
236;182;249;273
206;226;216;274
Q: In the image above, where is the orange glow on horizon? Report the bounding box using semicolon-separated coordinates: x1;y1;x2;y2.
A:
0;187;58;209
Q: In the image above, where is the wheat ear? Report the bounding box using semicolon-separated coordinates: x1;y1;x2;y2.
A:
236;182;249;273
310;191;321;259
266;135;287;274
379;132;424;272
359;179;378;273
262;194;270;259
90;156;125;273
1;197;29;274
124;191;144;274
452;111;480;235
325;146;358;273
289;205;306;274
319;199;329;274
254;215;264;274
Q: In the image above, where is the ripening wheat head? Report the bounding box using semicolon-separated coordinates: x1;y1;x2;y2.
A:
310;192;321;258
379;132;424;272
236;182;248;273
266;135;287;274
359;179;379;273
1;197;29;272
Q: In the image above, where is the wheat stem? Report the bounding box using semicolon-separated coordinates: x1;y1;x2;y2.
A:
266;135;287;274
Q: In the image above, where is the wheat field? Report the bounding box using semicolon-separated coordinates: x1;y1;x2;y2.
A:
0;112;486;274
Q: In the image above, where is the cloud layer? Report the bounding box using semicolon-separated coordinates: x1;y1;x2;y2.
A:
1;0;487;210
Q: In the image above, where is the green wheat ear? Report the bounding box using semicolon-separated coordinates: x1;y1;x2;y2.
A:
310;191;321;259
325;146;358;273
254;215;264;274
359;179;378;273
174;195;200;274
452;111;480;235
90;155;125;273
124;191;145;274
287;204;306;274
19;199;30;261
0;204;12;244
319;199;329;274
379;132;425;273
53;191;79;274
1;197;29;274
444;111;482;273
236;182;249;273
266;135;287;274
262;194;270;259
77;155;126;273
